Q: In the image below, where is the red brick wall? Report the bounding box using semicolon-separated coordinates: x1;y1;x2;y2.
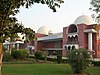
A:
60;40;63;48
37;41;44;50
44;42;55;48
84;33;88;49
93;33;98;50
95;50;100;58
78;24;87;48
43;40;62;48
62;27;68;56
35;33;47;38
63;27;68;45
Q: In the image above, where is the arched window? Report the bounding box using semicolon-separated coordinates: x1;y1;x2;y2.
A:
68;24;77;33
75;35;78;44
64;46;67;50
68;46;71;51
72;46;75;50
68;36;71;44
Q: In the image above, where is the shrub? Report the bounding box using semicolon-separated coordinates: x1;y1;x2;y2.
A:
56;50;62;63
92;61;100;66
57;55;62;63
3;52;13;62
34;51;44;62
2;46;7;52
11;49;28;59
68;48;90;74
47;58;56;62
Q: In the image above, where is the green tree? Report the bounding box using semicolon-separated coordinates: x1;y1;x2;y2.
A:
23;27;35;54
90;0;100;41
23;28;35;42
3;22;24;54
0;0;64;72
90;0;100;24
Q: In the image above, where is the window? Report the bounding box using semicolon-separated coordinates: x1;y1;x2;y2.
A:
68;24;77;33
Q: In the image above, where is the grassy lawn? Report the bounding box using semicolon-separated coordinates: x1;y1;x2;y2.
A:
85;66;100;75
2;64;73;75
2;64;100;75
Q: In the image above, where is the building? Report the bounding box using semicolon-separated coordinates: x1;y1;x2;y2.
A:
35;15;100;58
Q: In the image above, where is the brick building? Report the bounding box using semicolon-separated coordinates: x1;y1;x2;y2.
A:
35;15;100;58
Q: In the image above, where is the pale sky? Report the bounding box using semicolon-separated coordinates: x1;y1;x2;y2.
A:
16;0;93;33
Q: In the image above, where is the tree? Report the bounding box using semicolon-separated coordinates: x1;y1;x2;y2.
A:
90;0;100;24
68;48;90;74
0;0;64;73
22;27;35;54
23;28;35;42
3;22;24;54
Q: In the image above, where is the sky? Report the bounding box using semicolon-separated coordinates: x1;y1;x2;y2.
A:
16;0;93;33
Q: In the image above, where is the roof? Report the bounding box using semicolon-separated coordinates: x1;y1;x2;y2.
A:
37;26;51;35
74;15;94;25
37;32;63;41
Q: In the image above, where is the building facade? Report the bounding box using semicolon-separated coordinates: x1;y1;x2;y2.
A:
35;15;100;58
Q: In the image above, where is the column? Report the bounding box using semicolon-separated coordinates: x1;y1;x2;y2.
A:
88;33;93;59
17;43;19;50
88;33;92;50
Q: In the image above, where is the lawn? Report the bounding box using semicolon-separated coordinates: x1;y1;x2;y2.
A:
2;64;100;75
2;64;73;75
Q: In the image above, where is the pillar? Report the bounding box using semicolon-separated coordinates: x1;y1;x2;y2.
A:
17;43;19;50
88;32;93;59
88;33;92;50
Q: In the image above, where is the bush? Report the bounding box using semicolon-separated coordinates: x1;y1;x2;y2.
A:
2;46;7;52
57;55;62;63
68;48;90;74
3;52;13;62
34;51;44;62
11;49;28;59
92;61;100;66
56;50;62;63
47;58;56;62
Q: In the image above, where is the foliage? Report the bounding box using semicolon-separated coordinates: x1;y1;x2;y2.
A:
23;28;35;42
92;61;100;66
47;57;56;62
0;0;64;35
11;49;28;59
68;48;90;74
57;55;62;63
2;46;7;52
56;50;62;63
90;0;100;24
0;0;64;42
34;51;44;62
3;52;13;62
0;0;64;71
0;0;64;17
3;22;24;42
90;0;100;13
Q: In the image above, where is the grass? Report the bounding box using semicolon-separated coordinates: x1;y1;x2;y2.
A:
2;64;73;75
2;64;100;75
85;66;100;75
